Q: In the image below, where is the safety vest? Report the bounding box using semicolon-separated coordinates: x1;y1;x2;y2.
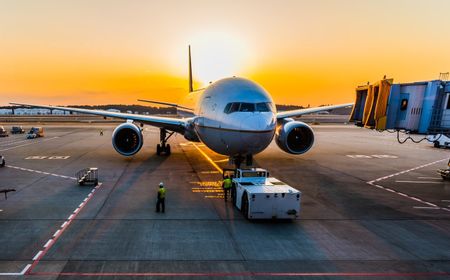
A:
158;187;166;199
223;178;232;189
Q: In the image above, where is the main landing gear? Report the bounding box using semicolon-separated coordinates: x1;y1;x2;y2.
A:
157;128;174;156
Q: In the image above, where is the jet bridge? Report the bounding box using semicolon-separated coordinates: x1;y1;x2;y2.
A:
350;78;450;136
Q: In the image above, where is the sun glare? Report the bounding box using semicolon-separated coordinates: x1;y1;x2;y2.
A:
171;31;253;88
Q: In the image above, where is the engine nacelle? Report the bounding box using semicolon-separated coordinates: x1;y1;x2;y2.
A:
112;122;144;156
275;120;314;154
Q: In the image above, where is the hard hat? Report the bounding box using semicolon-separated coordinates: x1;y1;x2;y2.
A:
159;182;164;187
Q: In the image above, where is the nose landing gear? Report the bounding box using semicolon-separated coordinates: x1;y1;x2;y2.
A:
230;154;253;169
157;128;174;156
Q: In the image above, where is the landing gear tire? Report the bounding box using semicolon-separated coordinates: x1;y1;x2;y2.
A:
241;192;249;219
166;144;171;155
156;144;162;155
434;141;441;148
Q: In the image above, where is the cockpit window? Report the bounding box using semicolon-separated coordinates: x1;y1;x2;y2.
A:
256;102;270;112
228;103;240;113
239;103;255;112
224;102;274;114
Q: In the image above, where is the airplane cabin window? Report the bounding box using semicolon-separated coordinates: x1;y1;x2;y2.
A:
239;103;255;112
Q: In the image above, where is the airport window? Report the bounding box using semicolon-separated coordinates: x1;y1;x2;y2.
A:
400;99;408;111
240;103;255;112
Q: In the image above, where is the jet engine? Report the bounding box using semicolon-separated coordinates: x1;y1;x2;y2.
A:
275;120;314;154
112;122;144;156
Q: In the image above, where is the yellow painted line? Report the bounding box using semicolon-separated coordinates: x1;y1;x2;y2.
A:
192;143;223;173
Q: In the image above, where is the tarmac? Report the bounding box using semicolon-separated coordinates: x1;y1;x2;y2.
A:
0;123;449;279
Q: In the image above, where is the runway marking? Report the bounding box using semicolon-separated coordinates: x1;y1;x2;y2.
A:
413;206;440;210
32;251;43;261
6;165;77;180
25;155;70;160
43;239;53;248
25;271;450;277
367;158;450;212
0;264;31;276
346;154;398;159
418;176;442;180
395;180;442;184
192;143;223;173
25;183;102;275
0;136;59;152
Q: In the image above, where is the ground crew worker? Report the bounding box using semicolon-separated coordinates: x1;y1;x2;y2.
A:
100;129;103;136
222;175;232;202
156;182;166;213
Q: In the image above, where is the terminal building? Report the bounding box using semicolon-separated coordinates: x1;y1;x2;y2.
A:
350;78;450;135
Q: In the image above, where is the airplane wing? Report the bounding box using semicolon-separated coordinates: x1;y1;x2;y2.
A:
10;102;188;134
276;103;353;119
137;99;193;111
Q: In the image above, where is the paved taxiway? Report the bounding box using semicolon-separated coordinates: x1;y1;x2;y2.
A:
0;124;449;279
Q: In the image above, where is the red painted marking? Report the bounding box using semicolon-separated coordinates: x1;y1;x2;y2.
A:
25;184;102;275
28;271;450;277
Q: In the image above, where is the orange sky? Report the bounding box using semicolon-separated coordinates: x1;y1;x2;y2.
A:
1;0;449;106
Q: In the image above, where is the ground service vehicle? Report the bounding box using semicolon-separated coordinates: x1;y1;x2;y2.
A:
27;127;44;139
11;126;25;134
224;168;301;219
428;134;450;148
0;126;9;137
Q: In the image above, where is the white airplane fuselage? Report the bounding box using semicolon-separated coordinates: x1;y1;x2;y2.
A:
181;77;277;157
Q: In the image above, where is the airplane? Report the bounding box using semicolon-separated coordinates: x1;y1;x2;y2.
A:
11;46;352;167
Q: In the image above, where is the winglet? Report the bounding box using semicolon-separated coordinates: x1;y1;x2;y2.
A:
188;45;193;93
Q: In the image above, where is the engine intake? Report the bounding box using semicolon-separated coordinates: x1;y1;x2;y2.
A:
112;122;143;156
275;121;314;154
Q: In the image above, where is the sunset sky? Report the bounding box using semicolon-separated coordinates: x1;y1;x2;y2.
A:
1;0;449;106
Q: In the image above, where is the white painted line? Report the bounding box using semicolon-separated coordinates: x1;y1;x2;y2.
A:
441;200;450;202
32;251;43;261
74;208;80;213
20;264;32;275
68;214;74;220
6;165;77;180
79;202;84;208
53;229;61;237
61;221;68;228
0;264;32;276
413;206;440;210
395;180;442;184
0;136;59;152
43;239;53;248
83;198;88;202
366;158;449;212
418;177;442;180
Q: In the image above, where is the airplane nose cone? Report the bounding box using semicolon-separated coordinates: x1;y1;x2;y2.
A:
240;114;265;131
239;113;276;150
